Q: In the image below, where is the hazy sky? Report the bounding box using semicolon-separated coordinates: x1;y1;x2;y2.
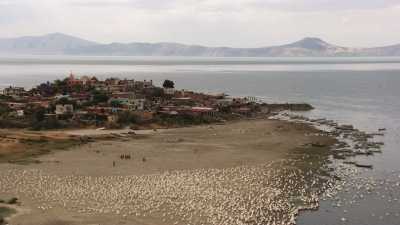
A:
1;0;400;47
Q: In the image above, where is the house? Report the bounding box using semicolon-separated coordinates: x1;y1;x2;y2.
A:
16;110;25;117
119;79;136;91
107;115;118;123
110;98;130;106
93;82;107;92
188;107;218;118
232;106;252;115
80;76;98;86
129;99;146;111
6;102;27;110
135;80;153;89
164;88;175;95
67;73;83;86
111;92;136;100
216;98;234;107
244;96;259;103
143;80;153;88
107;85;126;93
55;104;74;115
158;106;179;116
70;93;91;104
172;97;193;106
55;94;71;100
134;111;154;121
105;78;120;86
3;86;26;96
151;97;163;107
31;101;51;109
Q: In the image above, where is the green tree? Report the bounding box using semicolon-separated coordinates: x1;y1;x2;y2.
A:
0;103;11;117
92;91;109;104
110;100;122;108
56;97;73;105
117;111;139;124
33;107;46;122
163;80;175;89
53;79;68;94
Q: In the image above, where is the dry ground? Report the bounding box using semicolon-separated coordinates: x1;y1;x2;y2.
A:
4;119;332;176
0;119;335;225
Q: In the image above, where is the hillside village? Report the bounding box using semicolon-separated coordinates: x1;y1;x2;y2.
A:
0;74;278;130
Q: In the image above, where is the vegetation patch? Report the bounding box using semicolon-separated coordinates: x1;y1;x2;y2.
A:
0;207;16;219
0;137;80;165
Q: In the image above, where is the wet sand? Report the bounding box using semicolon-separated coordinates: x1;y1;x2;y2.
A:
0;119;335;225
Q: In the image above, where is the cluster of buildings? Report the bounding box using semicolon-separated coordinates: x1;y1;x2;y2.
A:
0;74;262;128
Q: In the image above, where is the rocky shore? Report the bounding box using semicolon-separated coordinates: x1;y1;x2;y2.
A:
271;112;400;224
276;113;386;169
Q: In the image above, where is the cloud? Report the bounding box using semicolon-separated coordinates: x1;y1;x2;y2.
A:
68;0;178;10
0;0;36;25
248;0;400;12
67;0;400;12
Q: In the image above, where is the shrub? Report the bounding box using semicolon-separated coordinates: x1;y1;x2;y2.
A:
0;119;29;129
30;118;64;130
7;197;18;205
106;122;122;129
117;111;139;125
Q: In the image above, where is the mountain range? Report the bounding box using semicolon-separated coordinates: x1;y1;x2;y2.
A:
0;33;399;57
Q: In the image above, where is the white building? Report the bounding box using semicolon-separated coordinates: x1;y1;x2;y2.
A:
129;99;146;111
55;104;74;115
2;86;26;96
163;88;175;95
16;110;25;117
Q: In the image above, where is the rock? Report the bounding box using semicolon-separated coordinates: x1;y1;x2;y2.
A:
355;163;373;169
337;125;354;131
311;142;327;147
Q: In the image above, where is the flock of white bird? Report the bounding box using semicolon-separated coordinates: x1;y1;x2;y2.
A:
0;158;330;225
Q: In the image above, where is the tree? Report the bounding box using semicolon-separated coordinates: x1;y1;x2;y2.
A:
151;87;164;98
117;111;139;124
163;80;175;89
33;107;46;122
37;81;55;97
56;97;73;105
92;90;109;104
53;79;68;94
110;100;122;108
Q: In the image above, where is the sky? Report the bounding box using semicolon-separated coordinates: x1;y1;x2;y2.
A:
0;0;400;48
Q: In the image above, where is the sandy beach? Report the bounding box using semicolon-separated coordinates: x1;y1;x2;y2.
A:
0;119;335;225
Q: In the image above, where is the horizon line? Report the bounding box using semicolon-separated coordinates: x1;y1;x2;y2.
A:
1;32;399;49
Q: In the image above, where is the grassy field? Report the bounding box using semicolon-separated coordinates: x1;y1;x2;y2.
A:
0;130;82;165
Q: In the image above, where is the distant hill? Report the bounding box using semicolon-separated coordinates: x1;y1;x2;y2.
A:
1;33;400;57
358;43;400;57
0;33;98;54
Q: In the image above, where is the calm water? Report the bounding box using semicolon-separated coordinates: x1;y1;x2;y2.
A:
1;56;400;224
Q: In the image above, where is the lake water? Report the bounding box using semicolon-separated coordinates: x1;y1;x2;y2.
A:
1;55;400;225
